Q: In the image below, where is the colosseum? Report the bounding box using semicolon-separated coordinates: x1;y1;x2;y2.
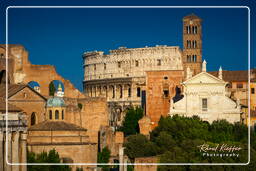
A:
83;14;203;127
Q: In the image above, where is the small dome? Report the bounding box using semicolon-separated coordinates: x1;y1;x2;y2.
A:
46;97;65;107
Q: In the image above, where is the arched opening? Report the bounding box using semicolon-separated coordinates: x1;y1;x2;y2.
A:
103;86;107;97
28;81;41;93
49;110;52;120
62;110;64;120
128;85;131;97
49;80;65;96
55;110;59;120
117;85;122;98
109;85;115;99
31;112;36;126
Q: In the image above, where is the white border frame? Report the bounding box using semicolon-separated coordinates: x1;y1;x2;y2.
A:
5;6;250;166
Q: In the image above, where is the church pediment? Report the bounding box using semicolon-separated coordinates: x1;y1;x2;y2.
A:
3;84;47;101
184;72;226;84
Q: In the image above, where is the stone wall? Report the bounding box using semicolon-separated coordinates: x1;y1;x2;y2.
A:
80;97;108;143
146;70;184;128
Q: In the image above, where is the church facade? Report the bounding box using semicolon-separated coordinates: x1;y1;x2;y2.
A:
169;61;241;123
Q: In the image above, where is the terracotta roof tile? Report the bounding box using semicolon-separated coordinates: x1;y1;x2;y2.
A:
28;121;87;131
208;70;249;82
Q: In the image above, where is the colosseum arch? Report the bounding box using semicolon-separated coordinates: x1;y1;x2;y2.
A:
116;85;123;99
103;86;108;97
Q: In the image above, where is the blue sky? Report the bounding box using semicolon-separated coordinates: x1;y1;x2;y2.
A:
0;0;255;91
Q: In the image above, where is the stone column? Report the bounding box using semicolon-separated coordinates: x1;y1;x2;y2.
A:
119;147;124;171
20;132;27;171
0;133;3;171
12;132;20;171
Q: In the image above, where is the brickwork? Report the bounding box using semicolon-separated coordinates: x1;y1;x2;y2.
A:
182;14;202;77
146;70;184;128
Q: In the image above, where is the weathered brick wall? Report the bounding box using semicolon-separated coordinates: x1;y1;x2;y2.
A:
146;70;184;128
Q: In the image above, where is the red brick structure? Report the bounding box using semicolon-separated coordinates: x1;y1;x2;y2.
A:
146;70;184;128
182;14;203;77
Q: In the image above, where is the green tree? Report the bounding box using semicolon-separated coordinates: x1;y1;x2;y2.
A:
27;149;71;171
119;107;143;136
124;134;158;161
97;147;111;171
49;81;56;96
123;115;255;170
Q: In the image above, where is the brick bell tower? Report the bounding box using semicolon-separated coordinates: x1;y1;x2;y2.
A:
182;14;202;77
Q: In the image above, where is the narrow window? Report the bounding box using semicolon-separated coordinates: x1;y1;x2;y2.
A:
194;55;197;62
118;62;121;68
187;55;190;62
49;110;52;120
137;87;141;97
31;112;36;126
55;110;59;120
157;59;161;66
251;88;255;94
135;60;139;67
186;26;189;34
94;64;96;71
202;98;208;111
163;90;169;98
195;26;198;34
62;110;64;120
104;63;106;70
194;40;197;48
188;26;191;34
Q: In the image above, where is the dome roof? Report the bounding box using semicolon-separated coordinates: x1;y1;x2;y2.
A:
46;97;65;107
